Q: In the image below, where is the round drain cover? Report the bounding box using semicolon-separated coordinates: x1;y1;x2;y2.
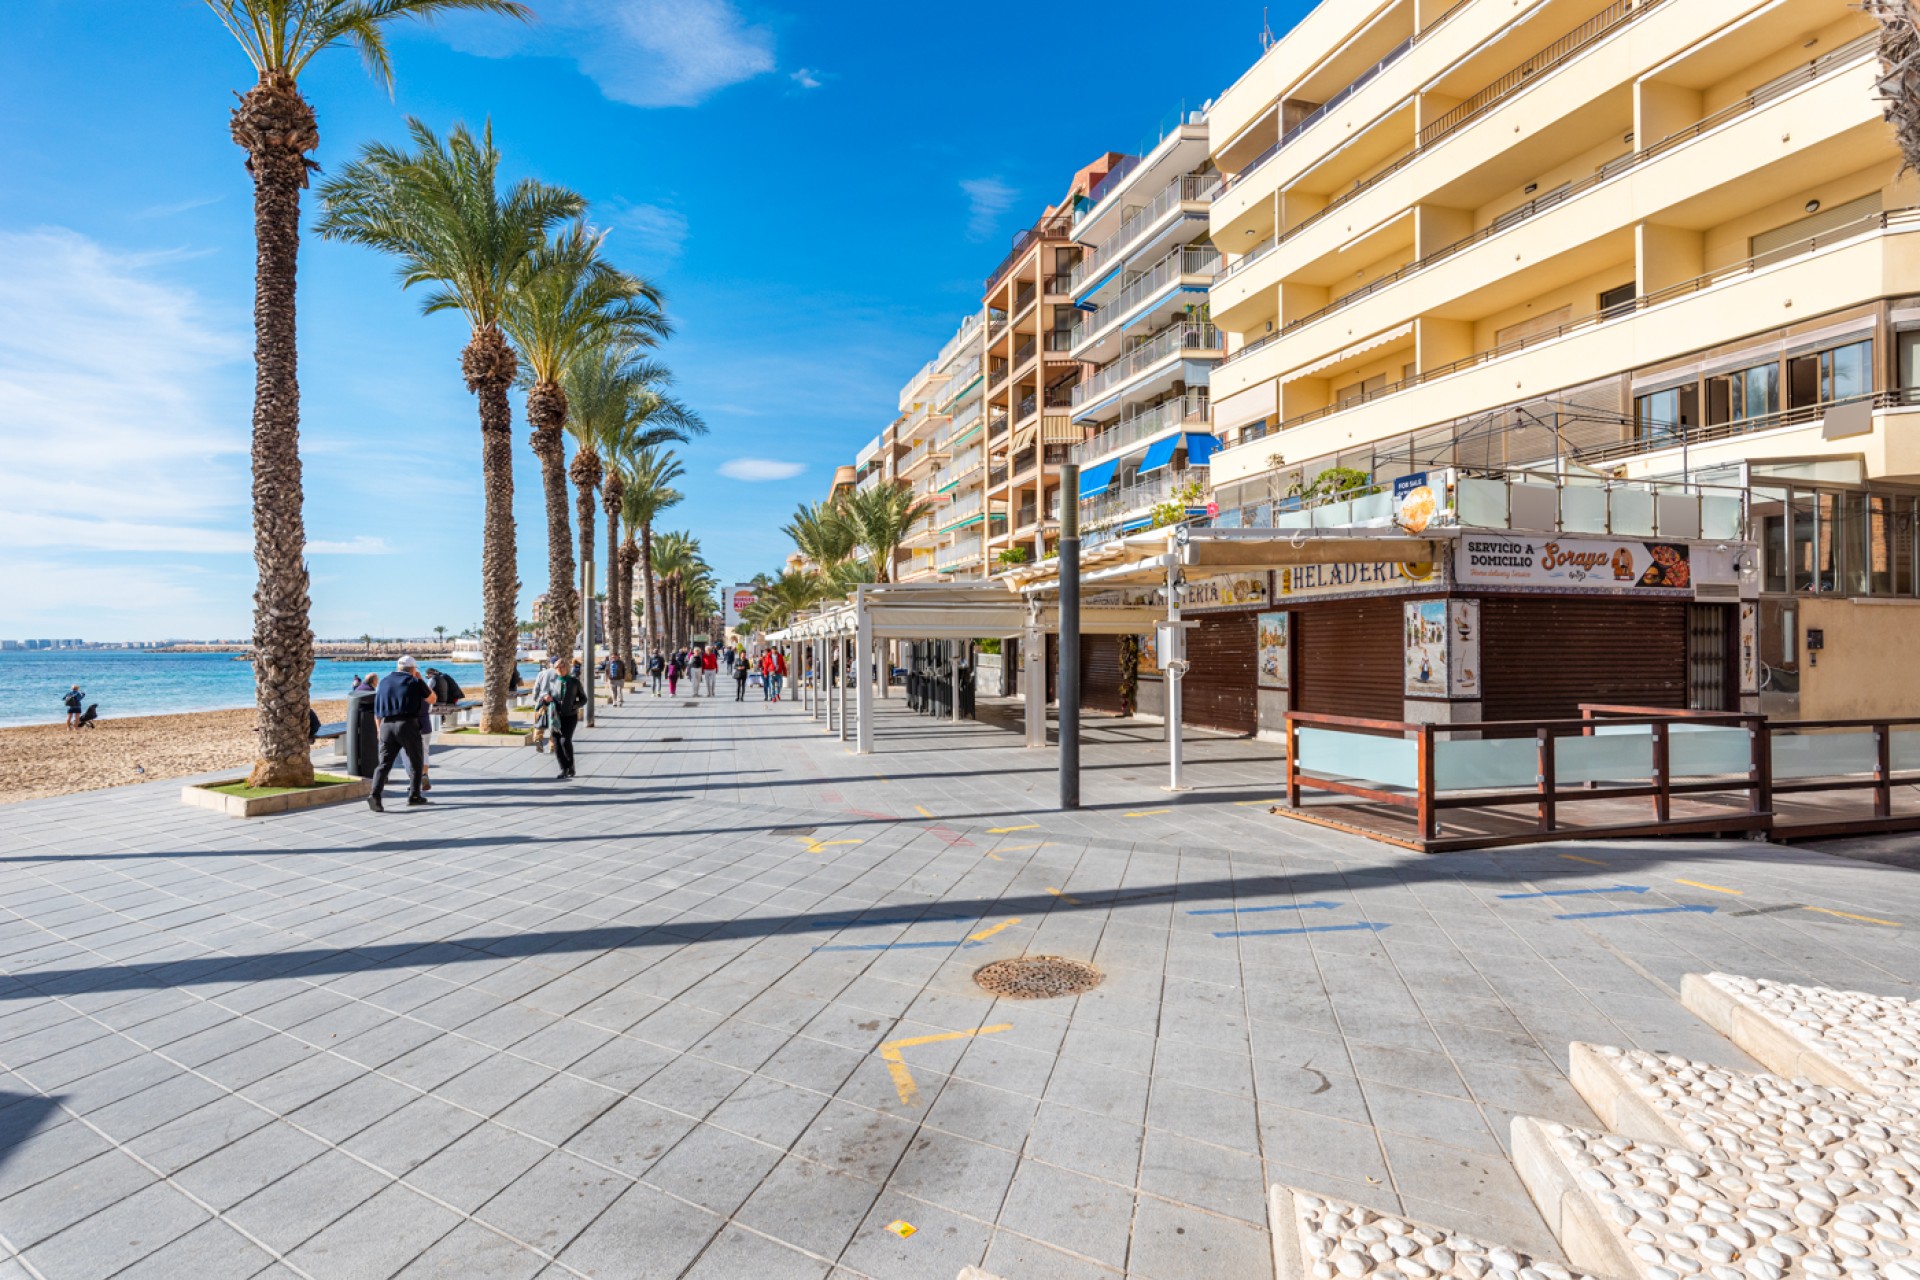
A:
973;956;1102;1000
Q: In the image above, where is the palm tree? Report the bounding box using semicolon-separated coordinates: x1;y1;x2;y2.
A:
741;567;828;631
620;448;683;656
650;532;700;647
605;402;701;669
502;223;668;660
433;624;448;645
205;0;530;786
316;119;582;733
783;499;858;571
841;481;935;584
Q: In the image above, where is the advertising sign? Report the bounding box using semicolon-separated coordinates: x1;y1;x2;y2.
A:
1256;612;1290;690
1404;600;1448;696
1138;630;1160;675
1455;536;1693;592
1275;559;1443;601
1183;572;1271;612
1393;471;1441;533
725;582;758;630
1739;600;1758;696
1449;599;1480;697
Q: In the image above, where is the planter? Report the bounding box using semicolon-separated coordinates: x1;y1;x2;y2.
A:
182;773;372;818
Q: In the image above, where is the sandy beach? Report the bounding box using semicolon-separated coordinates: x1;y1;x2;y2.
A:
0;701;351;805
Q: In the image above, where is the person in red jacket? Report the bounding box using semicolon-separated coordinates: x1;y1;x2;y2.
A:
701;645;719;696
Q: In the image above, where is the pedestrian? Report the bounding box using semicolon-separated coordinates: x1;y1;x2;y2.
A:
760;650;773;701
349;673;376;695
734;651;749;702
414;665;438;793
368;657;433;812
529;659;559;753
509;665;525;696
649;650;664;694
666;651;681;697
701;645;718;697
62;684;84;729
541;656;588;780
606;653;625;705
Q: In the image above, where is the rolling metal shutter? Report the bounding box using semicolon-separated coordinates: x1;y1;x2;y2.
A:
1293;599;1405;721
1182;612;1258;734
1081;636;1125;716
1479;597;1689;722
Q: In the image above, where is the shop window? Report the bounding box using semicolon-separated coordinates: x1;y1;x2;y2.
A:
1754;487;1790;594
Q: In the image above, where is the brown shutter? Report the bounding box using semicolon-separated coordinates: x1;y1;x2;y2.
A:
1293;599;1405;721
1479;596;1688;722
1081;635;1125;715
1182;612;1258;734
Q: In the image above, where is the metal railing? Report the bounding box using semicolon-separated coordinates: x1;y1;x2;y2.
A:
986;212;1073;292
1071;391;1210;464
1073;173;1222;290
1077;465;1209;528
1073;322;1224;406
1070;245;1221;349
942;400;983;445
938;493;985;529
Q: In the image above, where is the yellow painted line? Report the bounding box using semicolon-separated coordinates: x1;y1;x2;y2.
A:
1125;809;1171;818
1560;854;1608;867
1802;906;1901;927
878;1023;1013;1105
798;837;862;853
1046;887;1083;906
967;918;1020;942
985;853;1003;862
1234;799;1285;807
987;824;1039;834
914;804;933;818
1675;879;1742;896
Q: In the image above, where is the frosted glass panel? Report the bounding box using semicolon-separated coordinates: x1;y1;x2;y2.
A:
1435;738;1536;790
1314;499;1355;528
1702;496;1744;541
1773;731;1879;779
1458;478;1507;528
1556;731;1652;783
1611;489;1655;536
1351;492;1393;523
1561;486;1608;533
1297;728;1416;789
1274;509;1312;529
1894;731;1920;772
1669;725;1753;776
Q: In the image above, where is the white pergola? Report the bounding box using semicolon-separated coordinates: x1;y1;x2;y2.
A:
766;526;1448;788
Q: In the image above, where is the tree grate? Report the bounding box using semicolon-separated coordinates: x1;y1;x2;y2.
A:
973;956;1102;1000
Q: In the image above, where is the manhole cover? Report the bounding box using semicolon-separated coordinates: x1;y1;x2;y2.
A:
973;956;1102;1000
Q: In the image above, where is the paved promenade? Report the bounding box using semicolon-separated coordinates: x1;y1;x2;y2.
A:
1;689;1916;1279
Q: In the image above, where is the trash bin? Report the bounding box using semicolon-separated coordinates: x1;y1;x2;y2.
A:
345;690;378;778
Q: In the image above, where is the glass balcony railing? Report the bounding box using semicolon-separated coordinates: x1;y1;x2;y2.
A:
1072;172;1222;292
1070;245;1220;349
1073;323;1223;407
1071;391;1210;464
1073;465;1211;529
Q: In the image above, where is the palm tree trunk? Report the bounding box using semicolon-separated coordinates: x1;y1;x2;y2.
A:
526;380;576;662
463;325;519;734
619;534;639;664
569;448;601;661
601;481;623;670
233;72;319;789
640;523;658;653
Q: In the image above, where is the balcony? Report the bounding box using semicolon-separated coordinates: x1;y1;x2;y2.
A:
1072;172;1222;294
898;438;946;476
1043;273;1073;297
986;211;1073;292
1069;244;1220;352
942;400;983;447
1073;322;1224;408
935;549;985;575
1013;335;1036;368
1071;391;1210;465
1078;465;1211;531
938;493;985;531
1218;30;1420;196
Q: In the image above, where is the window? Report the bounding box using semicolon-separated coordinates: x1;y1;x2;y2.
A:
1900;330;1920;393
1634;382;1697;445
1599;281;1635;318
1704;361;1780;426
1787;338;1873;409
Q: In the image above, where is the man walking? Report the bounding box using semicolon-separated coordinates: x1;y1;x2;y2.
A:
606;653;625;705
701;645;719;697
62;684;84;729
542;656;588;780
648;649;664;695
369;656;433;813
734;651;749;701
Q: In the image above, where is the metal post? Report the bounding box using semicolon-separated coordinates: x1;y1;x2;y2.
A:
855;590;874;755
1059;463;1081;809
839;636;851;742
951;640;961;723
812;638;823;721
581;558;596;728
1024;621;1045;747
1165;552;1185;791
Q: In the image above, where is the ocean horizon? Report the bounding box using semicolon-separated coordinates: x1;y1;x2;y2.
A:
0;650;535;728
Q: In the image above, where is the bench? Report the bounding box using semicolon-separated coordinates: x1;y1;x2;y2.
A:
313;721;348;760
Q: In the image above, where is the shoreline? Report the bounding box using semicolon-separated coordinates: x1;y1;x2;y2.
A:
0;701;352;805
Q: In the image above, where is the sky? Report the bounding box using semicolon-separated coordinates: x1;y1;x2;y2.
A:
0;0;1301;642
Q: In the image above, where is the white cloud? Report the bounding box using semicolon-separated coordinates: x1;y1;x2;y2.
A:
960;177;1017;241
0;228;249;555
718;457;805;482
604;200;690;263
305;536;393;556
789;67;824;89
438;0;776;107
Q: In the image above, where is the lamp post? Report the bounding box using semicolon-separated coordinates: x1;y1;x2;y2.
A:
1059;463;1081;809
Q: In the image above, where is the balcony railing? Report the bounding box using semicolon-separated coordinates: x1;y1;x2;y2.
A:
988;363;1009;390
943;400;983;445
1043;274;1073;296
939;493;985;529
1071;391;1211;464
1220;33;1419;195
1073;172;1222;291
899;438;946;475
1013;336;1036;367
1045;330;1075;352
935;549;985;574
986;212;1073;292
1073;322;1224;407
988;464;1008;487
1081;155;1141;216
1077;465;1211;529
1071;245;1220;349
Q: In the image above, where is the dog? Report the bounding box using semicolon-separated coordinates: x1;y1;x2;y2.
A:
75;704;99;729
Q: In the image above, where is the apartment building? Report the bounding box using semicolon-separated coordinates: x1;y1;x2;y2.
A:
1193;0;1919;720
1066;111;1226;545
894;355;951;582
929;313;992;579
980;156;1127;573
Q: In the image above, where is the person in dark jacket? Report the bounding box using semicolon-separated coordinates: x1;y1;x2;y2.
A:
63;685;84;729
369;657;434;812
542;656;588;779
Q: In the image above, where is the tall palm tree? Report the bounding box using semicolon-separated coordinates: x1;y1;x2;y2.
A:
841;481;935;584
604;394;702;672
501;222;667;660
741;567;827;631
316;119;582;732
783;499;858;571
620;448;683;656
205;0;529;786
650;532;699;647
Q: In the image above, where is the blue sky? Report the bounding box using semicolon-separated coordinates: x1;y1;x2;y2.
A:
0;0;1295;641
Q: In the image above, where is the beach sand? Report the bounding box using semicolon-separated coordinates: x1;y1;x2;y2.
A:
0;701;351;805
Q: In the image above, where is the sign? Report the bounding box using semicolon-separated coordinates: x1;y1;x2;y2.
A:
725;583;759;630
1449;599;1480;697
1138;630;1159;675
1392;472;1440;535
1183;572;1271;612
1403;598;1479;698
1738;601;1758;696
1456;536;1693;592
1275;559;1442;601
1256;612;1290;690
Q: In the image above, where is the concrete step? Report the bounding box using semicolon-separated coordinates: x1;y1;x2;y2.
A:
1682;973;1920;1100
1270;1185;1594;1280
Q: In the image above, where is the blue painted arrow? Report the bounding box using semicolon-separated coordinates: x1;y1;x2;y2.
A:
1499;885;1648;900
1188;900;1343;916
1555;905;1716;921
1215;922;1390;939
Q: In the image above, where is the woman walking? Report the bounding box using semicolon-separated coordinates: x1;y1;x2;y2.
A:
542;656;588;780
666;651;681;697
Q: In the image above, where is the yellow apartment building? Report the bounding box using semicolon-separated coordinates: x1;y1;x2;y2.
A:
1200;0;1920;719
930;313;992;578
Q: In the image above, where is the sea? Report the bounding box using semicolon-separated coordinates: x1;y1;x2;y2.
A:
0;650;537;729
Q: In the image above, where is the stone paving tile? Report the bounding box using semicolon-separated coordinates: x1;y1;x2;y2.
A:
3;693;1920;1276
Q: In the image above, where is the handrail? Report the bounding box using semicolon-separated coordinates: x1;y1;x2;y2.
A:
1221;33;1418;195
1073;173;1222;291
1074;323;1224;406
1071;244;1221;349
985;211;1073;292
1071;391;1210;464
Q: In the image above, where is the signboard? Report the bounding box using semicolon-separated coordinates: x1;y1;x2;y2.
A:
1403;598;1480;698
1138;630;1159;675
1183;572;1271;613
725;583;758;630
1456;536;1693;592
1739;600;1758;696
1449;599;1480;697
1275;559;1443;601
1393;472;1440;534
1256;612;1290;690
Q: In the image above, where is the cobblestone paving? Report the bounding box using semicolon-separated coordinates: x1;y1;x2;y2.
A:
0;691;1916;1279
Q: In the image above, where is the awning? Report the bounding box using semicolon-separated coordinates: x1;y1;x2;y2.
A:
1040;414;1082;444
1075;265;1122;298
1079;459;1119;498
1137;434;1184;476
1282;321;1414;384
1119;516;1155;533
1185;433;1219;465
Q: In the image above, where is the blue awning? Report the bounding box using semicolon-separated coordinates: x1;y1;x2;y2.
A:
1136;434;1183;476
1074;265;1122;299
1118;516;1154;533
1078;459;1119;498
1184;432;1219;466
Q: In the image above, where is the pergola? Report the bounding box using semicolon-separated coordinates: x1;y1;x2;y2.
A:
767;526;1448;788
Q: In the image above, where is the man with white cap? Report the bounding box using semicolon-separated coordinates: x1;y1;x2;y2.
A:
369;656;434;812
